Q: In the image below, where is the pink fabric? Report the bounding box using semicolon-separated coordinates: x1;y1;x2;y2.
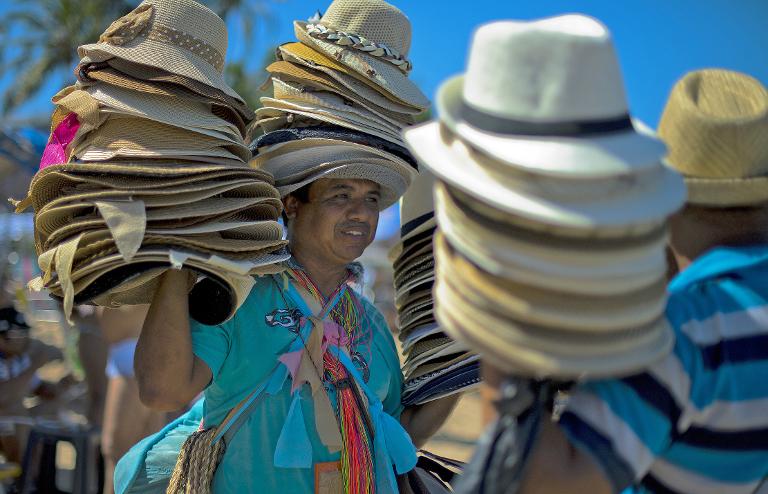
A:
278;350;305;393
39;113;80;169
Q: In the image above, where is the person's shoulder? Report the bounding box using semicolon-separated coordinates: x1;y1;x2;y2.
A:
357;293;389;332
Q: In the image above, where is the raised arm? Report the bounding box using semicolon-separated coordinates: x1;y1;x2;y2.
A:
134;269;212;411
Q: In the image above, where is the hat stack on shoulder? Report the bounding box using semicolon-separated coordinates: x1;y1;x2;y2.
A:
403;15;687;379
390;170;479;405
14;0;288;326
249;0;425;210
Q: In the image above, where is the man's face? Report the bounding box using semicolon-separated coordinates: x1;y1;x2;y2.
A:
286;179;381;265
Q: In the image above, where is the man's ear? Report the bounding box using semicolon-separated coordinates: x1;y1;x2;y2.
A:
283;195;299;220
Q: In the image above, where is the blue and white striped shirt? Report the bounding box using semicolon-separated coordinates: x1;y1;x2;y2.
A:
560;245;768;494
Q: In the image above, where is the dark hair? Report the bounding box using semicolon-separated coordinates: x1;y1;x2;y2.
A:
281;183;313;223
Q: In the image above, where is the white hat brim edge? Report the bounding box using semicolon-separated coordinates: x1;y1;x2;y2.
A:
403;121;687;231
437;76;669;178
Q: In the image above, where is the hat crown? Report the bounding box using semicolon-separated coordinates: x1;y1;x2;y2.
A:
400;169;436;224
319;0;412;57
462;15;629;123
137;0;228;70
658;69;768;180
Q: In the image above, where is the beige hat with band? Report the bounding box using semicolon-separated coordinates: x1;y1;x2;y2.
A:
436;233;667;332
277;43;423;113
266;64;417;123
658;69;768;206
76;63;249;135
78;0;241;101
292;0;428;110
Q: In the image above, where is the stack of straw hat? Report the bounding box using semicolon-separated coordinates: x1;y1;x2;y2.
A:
390;170;479;405
249;0;425;209
14;0;288;325
403;16;687;379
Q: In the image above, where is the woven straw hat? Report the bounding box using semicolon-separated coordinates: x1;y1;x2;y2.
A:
94;57;253;119
250;136;415;208
255;105;404;146
406;122;685;234
76;63;249;135
436;234;666;332
293;0;428;110
259;94;401;135
277;43;422;114
82;84;242;141
437;280;673;379
17;166;273;213
389;170;437;261
78;0;241;101
428;16;666;176
267;64;416;125
434;183;668;294
73;116;251;162
270;77;411;128
658;69;768;206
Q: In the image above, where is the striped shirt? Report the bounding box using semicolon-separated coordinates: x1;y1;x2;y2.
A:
560;245;768;494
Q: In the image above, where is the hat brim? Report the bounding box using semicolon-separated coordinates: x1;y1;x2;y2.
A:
684;175;768;206
293;22;429;110
435;279;674;379
404;121;686;232
78;38;241;102
276;163;408;210
436;76;667;178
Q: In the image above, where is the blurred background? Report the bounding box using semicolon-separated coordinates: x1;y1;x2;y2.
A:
0;0;765;491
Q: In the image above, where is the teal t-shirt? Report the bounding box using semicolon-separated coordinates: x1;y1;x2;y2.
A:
190;274;404;493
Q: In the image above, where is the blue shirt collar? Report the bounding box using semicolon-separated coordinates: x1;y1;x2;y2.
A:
668;244;768;293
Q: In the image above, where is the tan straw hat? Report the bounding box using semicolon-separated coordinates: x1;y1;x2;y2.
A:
73;116;251;162
276;44;422;114
292;0;429;110
78;0;241;101
658;69;768;206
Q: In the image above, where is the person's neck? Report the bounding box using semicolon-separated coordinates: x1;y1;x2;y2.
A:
290;248;349;299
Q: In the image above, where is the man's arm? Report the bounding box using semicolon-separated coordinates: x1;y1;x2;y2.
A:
400;394;461;448
134;269;212;411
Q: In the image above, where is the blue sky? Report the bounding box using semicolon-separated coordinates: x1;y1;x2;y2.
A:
3;0;766;127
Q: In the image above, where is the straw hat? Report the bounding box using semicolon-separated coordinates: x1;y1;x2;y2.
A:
250;135;416;208
270;77;412;128
277;43;422;114
72;116;251;162
406;122;685;234
658;69;768;206
76;63;249;135
82;84;242;141
292;0;429;110
266;64;416;124
250;126;417;167
389;170;437;261
427;15;667;176
436;234;666;332
78;0;241;101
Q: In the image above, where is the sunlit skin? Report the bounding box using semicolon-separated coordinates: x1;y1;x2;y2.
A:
284;178;381;297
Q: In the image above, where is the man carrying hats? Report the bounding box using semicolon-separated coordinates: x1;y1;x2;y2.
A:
472;70;768;494
130;1;457;492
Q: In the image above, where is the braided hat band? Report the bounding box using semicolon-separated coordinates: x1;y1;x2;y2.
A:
305;23;412;74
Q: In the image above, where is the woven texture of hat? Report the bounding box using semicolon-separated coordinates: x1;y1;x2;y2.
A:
658;69;768;207
321;0;411;55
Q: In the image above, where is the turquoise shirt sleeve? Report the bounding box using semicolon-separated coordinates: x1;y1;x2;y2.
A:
190;314;233;381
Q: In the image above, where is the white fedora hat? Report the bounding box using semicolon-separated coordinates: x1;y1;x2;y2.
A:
427;15;667;177
406;122;685;233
